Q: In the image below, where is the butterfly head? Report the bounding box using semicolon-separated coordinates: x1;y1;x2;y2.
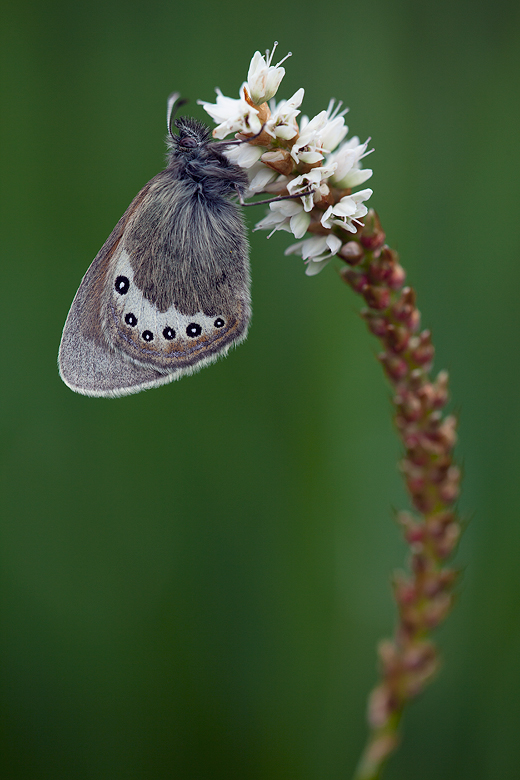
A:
164;93;248;196
170;116;211;155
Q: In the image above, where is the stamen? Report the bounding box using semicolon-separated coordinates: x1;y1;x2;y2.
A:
327;98;348;120
275;51;292;68
265;41;278;66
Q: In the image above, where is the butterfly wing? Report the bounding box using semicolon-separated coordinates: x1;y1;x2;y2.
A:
104;247;249;376
59;174;251;397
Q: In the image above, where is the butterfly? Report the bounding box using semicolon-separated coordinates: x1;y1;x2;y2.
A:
59;93;252;398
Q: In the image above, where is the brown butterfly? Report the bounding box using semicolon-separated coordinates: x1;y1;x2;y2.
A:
59;94;251;397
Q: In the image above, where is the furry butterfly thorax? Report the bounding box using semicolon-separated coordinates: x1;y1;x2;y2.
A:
59;103;252;398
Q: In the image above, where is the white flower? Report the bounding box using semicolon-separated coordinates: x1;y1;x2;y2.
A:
290;100;348;165
285;233;343;276
320;99;349;153
290;111;328;164
254;199;310;239
198;87;262;139
246;163;279;194
321;188;373;232
247;42;291;105
327;136;373;188
224;142;264;169
223;145;278;192
265;88;304;140
286;163;337;211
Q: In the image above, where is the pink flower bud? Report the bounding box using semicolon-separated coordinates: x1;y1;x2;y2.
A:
360;209;386;250
362;310;388;337
368;684;397;728
362;284;391;310
416;383;437;410
339;240;365;265
423;593;452;629
438;416;458;450
411;343;435;367
385;324;410;353
378;639;401;674
395;391;423;421
388;263;406;290
379;353;408;381
432;370;449;408
412;491;437;514
402;642;436;672
434;523;461;558
340;267;369;292
438;480;460;504
391;291;420;331
393;573;417;605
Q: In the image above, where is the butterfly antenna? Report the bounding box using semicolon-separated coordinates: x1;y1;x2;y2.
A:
167;92;188;139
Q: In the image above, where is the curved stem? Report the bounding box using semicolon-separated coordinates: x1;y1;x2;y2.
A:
337;211;461;779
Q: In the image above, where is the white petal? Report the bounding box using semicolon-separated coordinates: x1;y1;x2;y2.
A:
284;240;304;256
305;256;334;276
342;168;373;187
274;125;299;140
254;211;285;231
297;151;324;164
334;199;357;217
270;199;303;217
326;234;342;254
300;236;328;259
321;206;334;227
248;166;278;192
290;210;311;238
353;187;373;202
225;143;264;168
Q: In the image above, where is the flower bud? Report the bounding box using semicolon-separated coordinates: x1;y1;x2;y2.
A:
434;522;461;558
368;684;397;728
437;416;458;450
385;324;410;353
339;240;365;265
423;593;452;629
362;310;388;337
399;393;423;421
416;383;437;410
438;472;460;504
397;511;425;544
432;370;449;408
392;288;420;330
410;330;435;366
260;149;294;176
388;262;406;290
340;267;369;292
379;353;408;381
362;284;391;310
402;642;436;673
360;209;386;250
378;639;401;674
393;573;417;605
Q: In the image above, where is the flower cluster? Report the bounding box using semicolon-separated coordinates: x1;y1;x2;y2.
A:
199;43;373;275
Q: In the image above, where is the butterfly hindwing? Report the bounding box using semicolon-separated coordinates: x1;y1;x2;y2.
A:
105;247;249;373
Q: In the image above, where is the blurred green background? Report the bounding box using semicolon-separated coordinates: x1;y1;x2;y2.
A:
1;0;519;777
